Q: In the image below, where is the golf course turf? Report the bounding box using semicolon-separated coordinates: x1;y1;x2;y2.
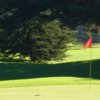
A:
0;45;100;100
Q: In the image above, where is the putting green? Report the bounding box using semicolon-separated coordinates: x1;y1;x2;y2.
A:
0;85;100;100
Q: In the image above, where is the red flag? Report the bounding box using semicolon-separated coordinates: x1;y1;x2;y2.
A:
84;38;92;48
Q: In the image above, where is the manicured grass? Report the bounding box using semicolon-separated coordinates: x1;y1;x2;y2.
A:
48;44;100;63
0;85;100;100
0;44;100;88
0;77;100;88
0;59;100;80
0;45;100;100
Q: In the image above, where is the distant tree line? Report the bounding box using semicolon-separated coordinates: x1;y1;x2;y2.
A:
0;0;100;61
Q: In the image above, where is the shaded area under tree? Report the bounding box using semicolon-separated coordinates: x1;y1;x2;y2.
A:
0;59;100;81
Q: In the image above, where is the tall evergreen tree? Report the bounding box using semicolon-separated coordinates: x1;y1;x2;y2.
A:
0;0;100;61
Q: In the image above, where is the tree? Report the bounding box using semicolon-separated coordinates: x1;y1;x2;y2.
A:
0;0;100;61
0;0;72;61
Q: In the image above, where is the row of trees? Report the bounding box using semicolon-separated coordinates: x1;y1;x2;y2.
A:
0;0;100;61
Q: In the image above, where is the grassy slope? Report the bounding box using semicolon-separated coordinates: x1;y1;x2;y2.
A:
0;45;100;88
0;77;100;88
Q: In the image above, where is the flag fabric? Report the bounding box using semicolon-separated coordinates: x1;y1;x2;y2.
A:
84;38;93;48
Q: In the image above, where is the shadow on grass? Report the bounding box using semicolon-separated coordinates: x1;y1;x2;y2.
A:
0;57;26;63
0;59;100;80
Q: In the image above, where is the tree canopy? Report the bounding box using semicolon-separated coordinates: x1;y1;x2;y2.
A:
0;0;100;61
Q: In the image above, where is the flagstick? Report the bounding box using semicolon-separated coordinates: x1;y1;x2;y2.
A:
89;47;92;91
84;37;92;91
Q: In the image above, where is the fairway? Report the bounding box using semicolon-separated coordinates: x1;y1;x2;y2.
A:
0;45;100;100
0;85;100;100
48;44;100;64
